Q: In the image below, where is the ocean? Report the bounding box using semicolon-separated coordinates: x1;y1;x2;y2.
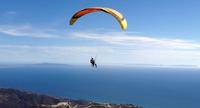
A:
0;64;199;108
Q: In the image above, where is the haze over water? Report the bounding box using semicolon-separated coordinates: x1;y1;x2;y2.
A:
0;64;199;108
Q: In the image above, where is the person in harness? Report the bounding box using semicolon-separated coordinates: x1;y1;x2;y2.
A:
90;57;97;68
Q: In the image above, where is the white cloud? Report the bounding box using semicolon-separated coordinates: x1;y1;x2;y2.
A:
1;11;17;16
0;24;65;38
0;11;17;19
72;32;200;50
5;11;17;15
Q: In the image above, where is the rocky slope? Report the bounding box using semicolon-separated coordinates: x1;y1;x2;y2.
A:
0;88;142;108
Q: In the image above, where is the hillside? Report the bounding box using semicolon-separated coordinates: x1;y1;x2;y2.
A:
0;88;142;108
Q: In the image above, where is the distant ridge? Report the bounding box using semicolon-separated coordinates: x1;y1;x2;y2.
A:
125;64;199;68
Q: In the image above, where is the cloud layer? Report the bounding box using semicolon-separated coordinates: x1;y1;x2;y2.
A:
1;25;200;66
0;45;114;64
72;32;200;50
0;24;64;38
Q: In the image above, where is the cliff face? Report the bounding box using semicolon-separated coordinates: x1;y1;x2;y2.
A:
0;88;142;108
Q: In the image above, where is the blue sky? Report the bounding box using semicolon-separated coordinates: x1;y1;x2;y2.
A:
1;0;200;66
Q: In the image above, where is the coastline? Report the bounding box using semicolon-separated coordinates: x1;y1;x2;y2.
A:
0;88;142;108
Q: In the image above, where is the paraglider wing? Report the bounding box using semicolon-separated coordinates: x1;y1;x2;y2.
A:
70;7;127;30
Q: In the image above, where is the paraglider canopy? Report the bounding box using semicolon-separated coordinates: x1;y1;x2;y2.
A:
69;7;127;30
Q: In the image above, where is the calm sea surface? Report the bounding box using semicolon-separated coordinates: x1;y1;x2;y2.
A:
0;64;200;108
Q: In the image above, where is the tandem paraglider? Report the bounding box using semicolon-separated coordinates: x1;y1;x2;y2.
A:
69;7;127;67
